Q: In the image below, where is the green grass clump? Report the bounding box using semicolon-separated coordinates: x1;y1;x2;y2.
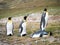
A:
0;6;60;19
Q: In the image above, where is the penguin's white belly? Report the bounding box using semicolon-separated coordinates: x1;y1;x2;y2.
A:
32;34;40;38
21;22;26;36
45;13;48;25
42;35;48;37
7;23;13;35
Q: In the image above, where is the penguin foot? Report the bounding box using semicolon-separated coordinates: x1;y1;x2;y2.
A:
22;34;26;36
8;34;12;36
49;32;53;36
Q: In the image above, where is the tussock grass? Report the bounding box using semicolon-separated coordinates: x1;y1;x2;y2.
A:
0;22;60;45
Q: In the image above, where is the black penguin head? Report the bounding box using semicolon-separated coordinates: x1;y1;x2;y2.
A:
44;8;47;11
24;16;27;20
8;17;12;20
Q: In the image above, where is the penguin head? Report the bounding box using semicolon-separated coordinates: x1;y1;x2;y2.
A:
8;17;12;23
8;17;12;20
24;16;27;20
44;8;47;11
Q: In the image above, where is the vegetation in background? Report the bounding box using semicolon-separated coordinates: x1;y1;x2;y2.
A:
0;6;60;19
0;0;60;19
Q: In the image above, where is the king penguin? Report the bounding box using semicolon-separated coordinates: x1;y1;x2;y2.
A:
6;17;14;36
19;16;27;37
40;8;48;31
31;8;49;38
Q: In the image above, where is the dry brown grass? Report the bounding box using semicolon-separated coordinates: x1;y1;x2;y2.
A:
0;17;60;45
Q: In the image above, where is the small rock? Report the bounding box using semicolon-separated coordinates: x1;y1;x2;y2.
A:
47;36;55;43
0;41;3;45
3;43;10;45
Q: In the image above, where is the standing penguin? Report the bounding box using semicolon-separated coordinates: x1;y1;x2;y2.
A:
40;8;48;31
31;8;49;38
6;17;14;36
19;16;27;37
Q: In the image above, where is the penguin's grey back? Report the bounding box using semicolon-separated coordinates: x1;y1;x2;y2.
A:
19;20;24;33
19;20;24;28
40;12;46;30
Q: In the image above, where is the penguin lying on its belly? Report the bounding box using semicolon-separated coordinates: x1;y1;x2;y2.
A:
31;8;49;38
19;16;27;37
31;30;48;38
6;17;14;36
